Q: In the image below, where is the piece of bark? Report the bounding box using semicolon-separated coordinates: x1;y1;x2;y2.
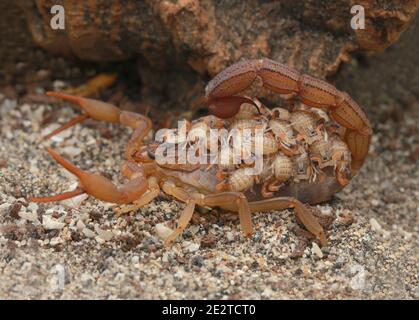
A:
2;1;419;114
335;14;419;109
17;1;419;78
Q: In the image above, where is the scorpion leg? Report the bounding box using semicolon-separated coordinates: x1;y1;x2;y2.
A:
30;148;149;204
115;176;160;216
201;192;253;238
164;200;196;246
222;197;327;246
119;110;152;160
161;181;196;246
63;73;117;98
252;197;326;246
162;183;253;242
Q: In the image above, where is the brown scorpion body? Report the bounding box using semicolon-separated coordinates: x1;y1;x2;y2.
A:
30;58;372;247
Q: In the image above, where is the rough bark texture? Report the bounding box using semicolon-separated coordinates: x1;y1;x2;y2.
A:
0;1;38;85
336;14;419;109
1;1;419;112
17;1;419;74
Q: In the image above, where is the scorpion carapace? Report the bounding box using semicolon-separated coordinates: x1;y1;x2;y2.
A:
30;58;372;247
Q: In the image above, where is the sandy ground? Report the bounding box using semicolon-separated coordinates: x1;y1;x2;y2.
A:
0;90;418;299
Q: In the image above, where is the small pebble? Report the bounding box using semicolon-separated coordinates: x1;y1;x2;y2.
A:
403;231;413;241
76;219;85;231
82;228;96;238
80;273;93;287
18;210;39;222
191;255;204;266
311;242;323;259
0;203;11;215
155;223;173;240
225;231;234;242
96;227;114;241
60;193;89;208
371;199;380;206
200;234;217;248
27;203;38;213
0;94;417;299
50;237;62;246
52;80;66;90
43;215;65;230
62;146;82;157
369;218;382;232
184;242;200;253
41;123;72;141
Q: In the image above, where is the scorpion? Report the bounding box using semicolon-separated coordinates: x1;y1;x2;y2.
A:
30;58;372;247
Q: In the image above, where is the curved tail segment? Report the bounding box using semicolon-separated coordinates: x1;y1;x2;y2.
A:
204;58;372;175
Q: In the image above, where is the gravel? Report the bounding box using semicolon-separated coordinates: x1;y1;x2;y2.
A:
0;91;418;299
